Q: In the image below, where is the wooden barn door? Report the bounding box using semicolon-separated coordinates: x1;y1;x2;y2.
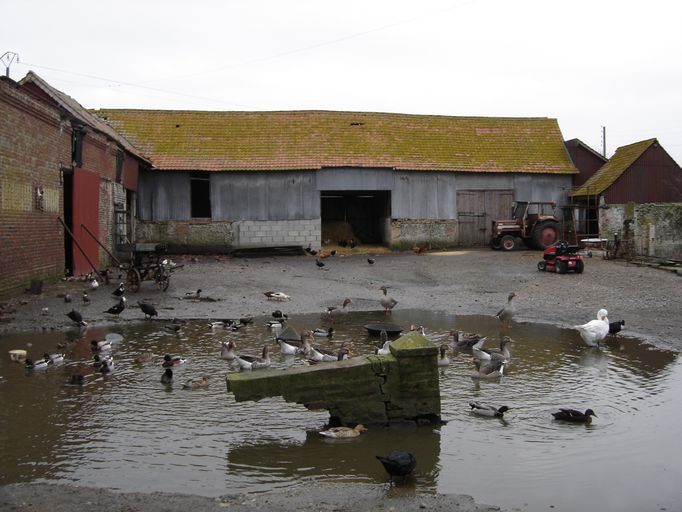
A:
458;190;514;246
72;168;100;276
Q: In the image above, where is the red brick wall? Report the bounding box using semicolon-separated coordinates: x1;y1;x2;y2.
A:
0;78;70;297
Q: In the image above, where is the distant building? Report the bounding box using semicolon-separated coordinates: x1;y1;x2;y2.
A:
94;109;578;252
571;138;682;258
564;138;607;188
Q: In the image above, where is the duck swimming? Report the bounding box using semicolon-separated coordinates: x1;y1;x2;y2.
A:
91;339;112;352
182;376;209;389
319;424;367;438
375;329;391;355
450;330;485;349
472;336;513;362
25;358;49;370
44;353;65;365
312;327;334;338
437;344;451;367
160;368;173;384
574;309;609;347
469;401;510;418
552;408;597;423
470;358;506;380
133;351;153;364
162;354;186;367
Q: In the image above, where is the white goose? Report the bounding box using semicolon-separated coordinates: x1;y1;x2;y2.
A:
375;329;391;355
574;309;610;347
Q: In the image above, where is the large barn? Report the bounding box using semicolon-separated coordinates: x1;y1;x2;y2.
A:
94;109;578;252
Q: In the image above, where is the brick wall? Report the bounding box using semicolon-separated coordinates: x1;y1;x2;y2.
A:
0;78;70;297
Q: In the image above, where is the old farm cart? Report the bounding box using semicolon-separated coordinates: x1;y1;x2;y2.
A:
122;243;180;292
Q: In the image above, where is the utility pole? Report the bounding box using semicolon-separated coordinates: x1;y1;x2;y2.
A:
601;126;606;157
1;51;18;78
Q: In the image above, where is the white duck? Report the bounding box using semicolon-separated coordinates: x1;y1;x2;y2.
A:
574;309;610;347
220;340;237;360
235;345;271;370
375;329;391;355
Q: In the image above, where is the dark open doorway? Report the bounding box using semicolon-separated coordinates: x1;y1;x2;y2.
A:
63;170;74;276
320;191;391;245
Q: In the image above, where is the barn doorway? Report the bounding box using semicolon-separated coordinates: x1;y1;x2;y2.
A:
320;191;391;246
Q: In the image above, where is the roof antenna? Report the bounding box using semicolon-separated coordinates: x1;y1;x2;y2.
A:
601;125;606;158
1;51;18;78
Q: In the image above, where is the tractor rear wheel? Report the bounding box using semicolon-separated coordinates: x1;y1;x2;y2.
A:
532;221;559;250
575;260;585;274
501;235;517;251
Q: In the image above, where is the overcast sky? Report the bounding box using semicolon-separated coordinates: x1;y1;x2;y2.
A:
3;0;681;164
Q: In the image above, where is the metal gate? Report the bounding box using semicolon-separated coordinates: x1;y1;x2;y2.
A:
457;190;514;246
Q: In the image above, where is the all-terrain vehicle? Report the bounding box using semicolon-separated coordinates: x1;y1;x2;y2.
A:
490;201;560;251
537;240;584;274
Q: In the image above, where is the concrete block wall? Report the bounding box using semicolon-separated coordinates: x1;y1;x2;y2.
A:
135;219;234;253
235;219;321;248
0;78;70;297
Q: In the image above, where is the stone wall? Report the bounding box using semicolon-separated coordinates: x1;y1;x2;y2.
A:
136;219;234;253
599;203;682;259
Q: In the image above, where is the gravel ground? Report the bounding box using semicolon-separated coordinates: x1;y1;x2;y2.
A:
1;247;680;511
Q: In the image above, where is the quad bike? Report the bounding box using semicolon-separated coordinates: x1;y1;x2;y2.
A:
537;241;584;274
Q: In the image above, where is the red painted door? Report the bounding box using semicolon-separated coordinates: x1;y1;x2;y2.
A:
72;168;100;276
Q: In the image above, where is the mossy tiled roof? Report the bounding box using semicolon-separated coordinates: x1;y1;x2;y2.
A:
92;109;577;174
571;138;657;196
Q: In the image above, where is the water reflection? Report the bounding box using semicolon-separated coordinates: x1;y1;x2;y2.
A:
0;310;680;511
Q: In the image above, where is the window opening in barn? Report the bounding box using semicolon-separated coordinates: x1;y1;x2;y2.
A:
191;174;211;218
72;127;84;167
115;150;124;183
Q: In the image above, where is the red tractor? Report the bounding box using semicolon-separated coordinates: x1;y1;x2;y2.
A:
538;241;584;274
490;201;561;251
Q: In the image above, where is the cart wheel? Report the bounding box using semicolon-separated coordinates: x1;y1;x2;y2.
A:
156;269;170;291
556;260;567;274
537;261;546;271
575;260;585;274
127;268;141;293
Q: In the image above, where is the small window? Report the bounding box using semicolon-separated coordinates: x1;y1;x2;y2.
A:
72;127;84;167
190;174;211;218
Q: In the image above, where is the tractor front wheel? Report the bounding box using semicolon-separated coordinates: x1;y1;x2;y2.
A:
501;235;517;251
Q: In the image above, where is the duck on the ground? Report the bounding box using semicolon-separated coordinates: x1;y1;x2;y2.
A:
162;354;186;367
184;289;202;300
160;368;173;384
104;297;126;316
220;340;237;360
112;282;125;297
264;291;290;301
574;309;609;347
469;401;510;417
379;286;398;315
82;292;91;305
138;301;158;320
182;376;210;389
235;345;271;370
319;424;367;438
552;408;597;423
66;309;87;327
376;450;417;479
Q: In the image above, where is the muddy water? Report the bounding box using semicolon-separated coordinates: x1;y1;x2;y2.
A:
0;309;680;511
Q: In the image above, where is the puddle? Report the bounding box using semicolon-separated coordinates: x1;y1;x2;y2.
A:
0;309;680;511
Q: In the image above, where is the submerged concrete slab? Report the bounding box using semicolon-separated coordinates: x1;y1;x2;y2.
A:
226;333;441;426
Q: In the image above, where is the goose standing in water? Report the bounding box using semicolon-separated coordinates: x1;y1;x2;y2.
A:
220;340;237;360
574;309;609;347
470;358;506;380
326;299;352;319
472;336;513;362
235;345;271;370
379;287;398;315
495;292;516;329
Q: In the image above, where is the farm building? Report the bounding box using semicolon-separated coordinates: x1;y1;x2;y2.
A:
571;138;682;258
0;72;149;296
94;109;578;252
